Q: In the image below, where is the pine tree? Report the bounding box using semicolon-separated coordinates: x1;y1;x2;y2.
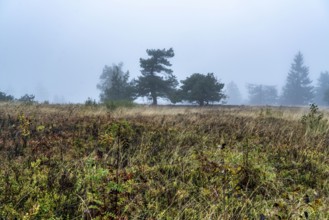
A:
136;48;177;105
281;52;314;105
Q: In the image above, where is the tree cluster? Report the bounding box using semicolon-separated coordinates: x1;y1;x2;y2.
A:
246;51;329;106
246;52;314;106
247;84;278;105
98;49;329;107
0;92;35;103
97;48;225;106
0;91;14;102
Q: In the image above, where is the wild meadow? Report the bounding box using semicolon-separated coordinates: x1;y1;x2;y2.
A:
0;103;328;219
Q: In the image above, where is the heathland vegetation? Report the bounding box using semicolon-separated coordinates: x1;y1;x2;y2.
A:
1;48;329;219
0;103;328;219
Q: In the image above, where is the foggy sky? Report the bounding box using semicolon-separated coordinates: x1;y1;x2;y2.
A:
1;0;329;103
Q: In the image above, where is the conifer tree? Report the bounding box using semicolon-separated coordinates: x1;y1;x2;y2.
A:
136;48;177;105
281;52;313;105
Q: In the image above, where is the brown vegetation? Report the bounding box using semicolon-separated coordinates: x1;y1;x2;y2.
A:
0;104;328;219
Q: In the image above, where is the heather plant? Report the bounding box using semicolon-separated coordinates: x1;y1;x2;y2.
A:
0;104;328;219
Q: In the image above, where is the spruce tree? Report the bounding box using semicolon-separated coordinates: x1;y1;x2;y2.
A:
281;52;314;105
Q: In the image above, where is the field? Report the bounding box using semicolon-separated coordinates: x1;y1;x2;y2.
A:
0;103;329;219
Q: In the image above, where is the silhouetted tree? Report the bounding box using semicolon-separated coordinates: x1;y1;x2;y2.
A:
281;52;313;105
179;73;225;106
226;81;242;105
247;84;278;105
97;63;135;102
0;91;14;101
18;94;35;103
314;71;329;106
135;48;177;105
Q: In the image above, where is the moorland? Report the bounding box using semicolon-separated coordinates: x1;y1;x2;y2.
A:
0;103;328;219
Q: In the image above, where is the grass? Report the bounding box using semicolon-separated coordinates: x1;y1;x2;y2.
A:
0;103;328;219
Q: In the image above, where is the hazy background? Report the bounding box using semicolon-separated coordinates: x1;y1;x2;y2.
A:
1;0;328;103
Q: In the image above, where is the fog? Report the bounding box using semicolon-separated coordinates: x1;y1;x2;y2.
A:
1;0;329;103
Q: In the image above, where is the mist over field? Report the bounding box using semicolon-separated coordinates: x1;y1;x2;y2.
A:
2;2;329;217
1;0;329;104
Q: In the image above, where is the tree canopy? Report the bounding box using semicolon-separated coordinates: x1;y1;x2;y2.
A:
0;91;14;102
281;52;314;105
97;63;134;102
18;94;35;103
179;73;225;106
135;48;178;105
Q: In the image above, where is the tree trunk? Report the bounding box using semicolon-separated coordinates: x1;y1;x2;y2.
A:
152;96;157;105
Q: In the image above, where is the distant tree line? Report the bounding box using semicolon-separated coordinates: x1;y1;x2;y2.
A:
97;48;226;106
2;50;327;107
0;92;36;103
97;49;329;107
243;51;329;106
247;84;278;105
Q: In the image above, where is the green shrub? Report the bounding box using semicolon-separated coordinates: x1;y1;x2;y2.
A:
105;100;135;111
301;103;328;133
84;97;97;106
